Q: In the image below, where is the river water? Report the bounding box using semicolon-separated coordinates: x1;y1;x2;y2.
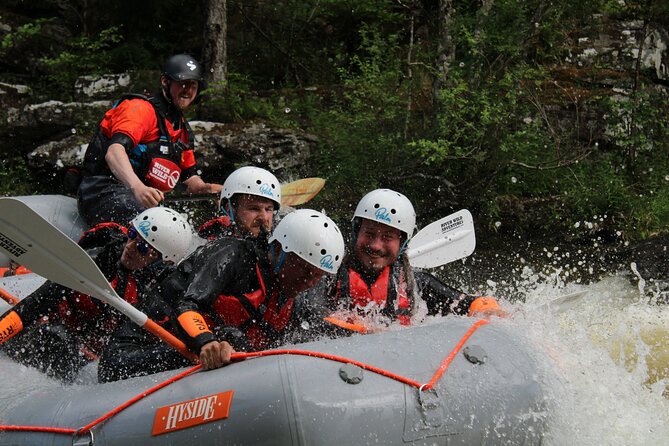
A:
0;270;667;444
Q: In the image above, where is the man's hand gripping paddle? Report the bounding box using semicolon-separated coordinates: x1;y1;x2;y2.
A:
0;198;198;362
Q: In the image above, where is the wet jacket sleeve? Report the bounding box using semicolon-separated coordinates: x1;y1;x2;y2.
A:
0;281;69;344
414;270;476;316
288;274;354;344
98;292;190;382
165;239;251;353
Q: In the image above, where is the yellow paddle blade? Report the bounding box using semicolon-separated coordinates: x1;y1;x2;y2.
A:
281;177;326;207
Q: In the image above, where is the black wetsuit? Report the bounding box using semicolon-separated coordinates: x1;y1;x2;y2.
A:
0;225;170;382
99;236;273;382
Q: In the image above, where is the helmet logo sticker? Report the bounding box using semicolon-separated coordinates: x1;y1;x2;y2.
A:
259;183;275;197
374;207;392;224
186;60;197;71
320;254;334;271
137;220;151;238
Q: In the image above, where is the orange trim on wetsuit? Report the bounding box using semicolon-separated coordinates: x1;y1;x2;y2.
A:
347;266;411;325
467;297;501;316
178;311;213;338
0;311;24;343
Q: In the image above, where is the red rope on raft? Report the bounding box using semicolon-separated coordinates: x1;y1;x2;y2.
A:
0;319;489;437
76;364;202;435
0;426;77;434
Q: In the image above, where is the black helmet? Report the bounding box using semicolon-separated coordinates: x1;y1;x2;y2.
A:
162;54;205;83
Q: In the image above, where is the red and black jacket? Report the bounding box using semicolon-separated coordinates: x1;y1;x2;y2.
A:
81;91;198;192
159;236;299;353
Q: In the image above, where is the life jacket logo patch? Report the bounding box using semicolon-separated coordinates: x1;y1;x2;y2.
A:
152;390;234;436
146;158;181;191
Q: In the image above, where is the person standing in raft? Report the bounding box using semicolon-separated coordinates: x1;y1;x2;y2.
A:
98;209;345;382
77;53;222;226
293;189;505;339
0;207;194;382
197;166;281;240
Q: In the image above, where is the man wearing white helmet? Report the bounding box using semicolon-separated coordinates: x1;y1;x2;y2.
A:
0;207;194;382
297;189;502;337
197;166;281;240
98;209;345;380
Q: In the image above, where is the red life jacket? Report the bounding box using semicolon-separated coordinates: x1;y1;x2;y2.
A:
339;265;412;325
59;222;138;341
210;265;294;351
57;273;139;337
197;216;233;240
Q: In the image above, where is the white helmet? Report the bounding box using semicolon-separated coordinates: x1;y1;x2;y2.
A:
353;189;416;239
269;209;345;273
131;207;194;263
221;166;281;210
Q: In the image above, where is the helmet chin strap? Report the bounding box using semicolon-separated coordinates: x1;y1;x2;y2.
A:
162;78;180;108
270;244;287;275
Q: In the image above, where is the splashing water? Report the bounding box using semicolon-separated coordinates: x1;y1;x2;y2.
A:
505;274;669;445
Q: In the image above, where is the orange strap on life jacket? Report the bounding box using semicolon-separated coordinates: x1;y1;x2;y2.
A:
0;311;24;344
468;297;501;317
177;311;213;339
0;265;32;277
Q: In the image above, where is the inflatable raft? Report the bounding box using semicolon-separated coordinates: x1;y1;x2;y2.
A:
0;317;548;445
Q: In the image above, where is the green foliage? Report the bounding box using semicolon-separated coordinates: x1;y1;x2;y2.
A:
310;23;409;198
39;26;122;100
0;157;35;196
0;18;49;50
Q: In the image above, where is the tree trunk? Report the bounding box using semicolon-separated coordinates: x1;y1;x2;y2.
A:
202;0;227;85
433;0;455;102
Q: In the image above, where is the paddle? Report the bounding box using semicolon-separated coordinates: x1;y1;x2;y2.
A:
0;198;198;362
164;177;326;207
538;290;588;311
406;209;476;268
0;286;20;306
280;177;326;207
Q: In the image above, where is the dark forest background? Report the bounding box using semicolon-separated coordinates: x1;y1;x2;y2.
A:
1;0;669;250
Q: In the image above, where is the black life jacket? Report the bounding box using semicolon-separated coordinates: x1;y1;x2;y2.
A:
82;94;195;192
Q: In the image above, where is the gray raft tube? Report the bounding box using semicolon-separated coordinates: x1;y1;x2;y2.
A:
0;318;549;445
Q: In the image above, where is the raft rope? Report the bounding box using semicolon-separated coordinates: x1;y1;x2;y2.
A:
0;319;489;438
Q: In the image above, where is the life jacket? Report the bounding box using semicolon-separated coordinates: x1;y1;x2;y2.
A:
209;264;293;351
83;94;195;192
58;222;139;351
198;216;233;240
337;265;412;325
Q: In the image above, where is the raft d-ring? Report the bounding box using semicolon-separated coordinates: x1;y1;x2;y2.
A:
417;385;440;410
72;430;94;446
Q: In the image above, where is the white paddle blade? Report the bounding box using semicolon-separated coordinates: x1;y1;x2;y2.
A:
406;209;476;268
0;198;147;325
